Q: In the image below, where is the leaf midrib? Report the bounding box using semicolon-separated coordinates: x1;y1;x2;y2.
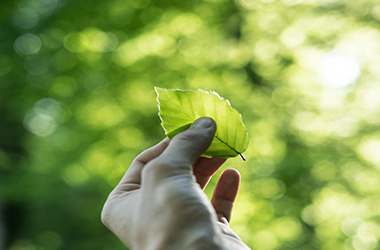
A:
215;135;240;155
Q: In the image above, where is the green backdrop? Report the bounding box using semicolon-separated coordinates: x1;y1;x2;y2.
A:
1;0;380;249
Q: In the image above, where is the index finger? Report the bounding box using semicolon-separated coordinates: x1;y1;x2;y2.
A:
193;157;227;189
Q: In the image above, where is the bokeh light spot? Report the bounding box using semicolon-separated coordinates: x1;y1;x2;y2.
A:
311;160;337;181
281;0;303;6
84;73;109;94
302;205;323;226
34;0;61;16
93;32;118;52
281;26;306;48
373;5;380;22
63;164;89;185
23;112;51;134
63;32;89;52
14;33;42;55
357;138;380;169
23;98;62;135
253;231;278;249
352;233;378;250
251;158;275;177
274;217;302;241
254;39;279;60
118;128;144;148
171;13;203;35
341;217;367;238
99;105;124;127
12;8;39;29
255;178;285;198
319;51;361;89
34;98;62;119
51;76;76;98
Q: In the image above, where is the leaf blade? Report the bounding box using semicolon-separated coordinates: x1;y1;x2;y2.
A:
155;87;249;159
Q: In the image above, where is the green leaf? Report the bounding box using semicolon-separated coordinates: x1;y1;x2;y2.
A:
155;87;249;159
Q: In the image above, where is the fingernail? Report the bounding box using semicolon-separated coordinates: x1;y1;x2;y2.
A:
194;117;213;128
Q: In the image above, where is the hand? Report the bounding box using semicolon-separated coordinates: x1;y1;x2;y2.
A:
101;117;251;250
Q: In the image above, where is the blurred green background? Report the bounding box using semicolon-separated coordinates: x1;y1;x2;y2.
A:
1;0;380;249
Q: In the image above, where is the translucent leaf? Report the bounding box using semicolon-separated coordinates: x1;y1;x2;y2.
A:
155;87;249;159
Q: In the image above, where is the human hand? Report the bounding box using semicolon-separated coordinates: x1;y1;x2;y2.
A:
101;117;251;250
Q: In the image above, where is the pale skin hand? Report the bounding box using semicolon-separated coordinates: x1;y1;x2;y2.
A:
101;117;251;250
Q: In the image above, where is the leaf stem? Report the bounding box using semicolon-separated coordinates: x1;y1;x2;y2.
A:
239;153;246;161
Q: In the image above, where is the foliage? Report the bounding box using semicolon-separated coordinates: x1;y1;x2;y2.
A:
1;0;380;249
156;87;249;158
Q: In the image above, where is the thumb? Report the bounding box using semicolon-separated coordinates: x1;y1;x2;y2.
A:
163;117;216;163
144;117;216;182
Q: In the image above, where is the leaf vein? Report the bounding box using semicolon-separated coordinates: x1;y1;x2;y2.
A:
215;135;240;155
163;92;194;121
